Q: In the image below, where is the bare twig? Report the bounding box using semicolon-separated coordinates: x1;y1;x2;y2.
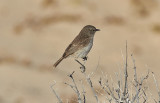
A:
105;80;118;102
132;70;149;103
75;59;99;103
152;72;160;103
115;73;121;99
123;41;129;101
131;54;139;103
51;81;63;103
64;71;82;103
99;78;113;102
80;80;86;103
99;75;120;103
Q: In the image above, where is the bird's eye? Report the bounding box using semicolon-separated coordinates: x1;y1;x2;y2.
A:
90;29;94;31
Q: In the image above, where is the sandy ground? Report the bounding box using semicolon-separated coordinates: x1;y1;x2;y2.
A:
0;0;160;103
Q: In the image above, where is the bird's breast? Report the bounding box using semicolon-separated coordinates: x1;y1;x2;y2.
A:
74;39;93;58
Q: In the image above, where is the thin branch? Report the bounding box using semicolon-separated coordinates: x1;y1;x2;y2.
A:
80;80;86;103
65;71;82;103
51;81;63;103
123;40;128;100
99;78;113;102
64;82;77;93
132;70;149;103
75;59;99;103
131;54;139;103
152;72;160;103
105;80;118;102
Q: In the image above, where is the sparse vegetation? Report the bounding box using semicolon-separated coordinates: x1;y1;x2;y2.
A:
152;24;160;34
13;14;81;34
51;43;160;103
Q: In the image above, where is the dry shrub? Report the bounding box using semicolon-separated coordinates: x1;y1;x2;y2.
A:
95;87;105;97
152;24;160;34
0;56;17;64
51;44;160;103
14;97;24;103
70;0;85;5
69;95;78;103
131;0;158;17
104;16;125;25
20;58;32;67
13;14;81;34
41;0;57;8
0;55;32;67
13;24;24;34
39;14;81;25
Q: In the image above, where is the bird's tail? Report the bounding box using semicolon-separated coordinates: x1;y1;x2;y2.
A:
53;57;64;68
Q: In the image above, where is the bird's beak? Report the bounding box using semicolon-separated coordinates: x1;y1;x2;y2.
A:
96;29;100;31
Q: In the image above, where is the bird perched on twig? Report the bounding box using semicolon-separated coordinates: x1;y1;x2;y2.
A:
53;25;100;68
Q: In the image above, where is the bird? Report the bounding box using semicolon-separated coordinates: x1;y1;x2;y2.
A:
53;25;100;68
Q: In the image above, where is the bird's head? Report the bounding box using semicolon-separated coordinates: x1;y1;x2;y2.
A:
82;25;100;37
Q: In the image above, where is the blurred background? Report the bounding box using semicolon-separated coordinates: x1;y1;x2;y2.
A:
0;0;160;102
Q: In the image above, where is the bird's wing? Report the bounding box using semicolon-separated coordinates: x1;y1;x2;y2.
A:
62;37;91;58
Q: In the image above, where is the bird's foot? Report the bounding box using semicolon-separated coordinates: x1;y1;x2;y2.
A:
75;59;86;73
83;56;88;61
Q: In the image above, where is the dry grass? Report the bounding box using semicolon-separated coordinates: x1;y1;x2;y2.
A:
41;0;57;8
130;0;158;17
104;16;125;25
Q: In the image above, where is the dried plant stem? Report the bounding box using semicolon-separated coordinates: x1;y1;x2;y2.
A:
65;71;82;103
51;42;160;103
131;54;149;103
123;41;128;101
152;72;160;103
80;80;86;103
51;82;63;103
131;54;139;103
75;59;99;103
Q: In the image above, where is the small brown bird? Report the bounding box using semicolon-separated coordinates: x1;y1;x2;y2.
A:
53;25;100;68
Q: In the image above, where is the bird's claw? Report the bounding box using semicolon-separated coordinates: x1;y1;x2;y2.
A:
83;56;87;61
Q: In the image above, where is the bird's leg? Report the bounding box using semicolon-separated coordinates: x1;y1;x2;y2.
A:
75;59;86;73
